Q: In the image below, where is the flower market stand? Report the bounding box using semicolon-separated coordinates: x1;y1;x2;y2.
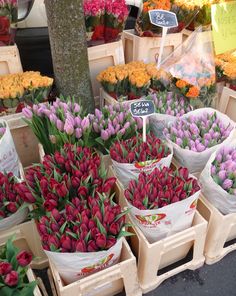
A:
198;196;236;264
48;239;142;296
0;45;22;75
218;87;236;122
122;29;183;64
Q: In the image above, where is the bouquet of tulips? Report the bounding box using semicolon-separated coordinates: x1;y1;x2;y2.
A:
0;237;36;295
0;120;19;176
23;98;142;155
15;145;116;218
83;0;105;46
147;91;192;138
88;103;143;154
200;142;236;214
164;108;234;173
124;166;201;242
0;0;17;46
104;0;129;43
110;132;173;187
37;193;130;283
0;171;28;231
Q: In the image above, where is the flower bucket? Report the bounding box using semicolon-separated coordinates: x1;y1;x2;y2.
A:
0;206;28;231
128;188;200;243
166;108;235;174
112;145;173;188
44;239;122;284
200;139;236;214
0;119;19;176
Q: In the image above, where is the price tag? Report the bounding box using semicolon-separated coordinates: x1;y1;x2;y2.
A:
149;9;178;28
148;9;178;69
130;100;154;142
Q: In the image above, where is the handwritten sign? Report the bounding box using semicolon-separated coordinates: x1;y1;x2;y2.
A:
148;10;178;28
130;100;154;143
130;100;154;117
211;1;236;54
148;10;178;69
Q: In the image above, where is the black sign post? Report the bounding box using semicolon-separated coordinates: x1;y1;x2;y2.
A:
130;100;154;142
148;9;178;69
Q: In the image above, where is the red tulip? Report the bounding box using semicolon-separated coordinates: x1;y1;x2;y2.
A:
4;270;18;286
16;250;32;267
95;233;107;249
0;262;12;275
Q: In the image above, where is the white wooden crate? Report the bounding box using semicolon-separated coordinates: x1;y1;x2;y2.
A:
122;29;183;63
88;40;125;98
0;45;23;75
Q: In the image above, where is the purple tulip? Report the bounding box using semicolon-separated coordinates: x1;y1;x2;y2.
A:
81;118;90;131
74;116;81;127
49;113;57;124
135;117;143;129
215;153;222;162
64;119;74;135
101;130;109;141
56;119;64;131
73;103;80;113
108;123;115;135
222;179;233;190
95;109;102;120
22;107;33;119
118;128;126;136
196;143;205;152
75;128;82;139
218;170;227;180
176;138;183;146
92;122;100;133
118;112;124;123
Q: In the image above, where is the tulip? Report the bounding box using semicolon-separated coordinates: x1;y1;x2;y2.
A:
16;251;33;267
4;270;18;287
0;262;12;275
22;107;33;119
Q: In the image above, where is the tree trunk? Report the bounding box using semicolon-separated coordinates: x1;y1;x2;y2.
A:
44;0;94;113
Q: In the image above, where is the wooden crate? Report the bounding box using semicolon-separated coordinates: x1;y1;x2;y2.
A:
197;195;236;264
88;40;125;99
129;211;207;293
49;239;141;296
122;29;183;63
218;86;236;122
0;45;23;75
182;29;213;49
0;220;48;269
27;268;43;296
1;113;40;168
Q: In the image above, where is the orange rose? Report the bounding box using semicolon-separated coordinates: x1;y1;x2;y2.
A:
176;79;188;88
186;86;200;98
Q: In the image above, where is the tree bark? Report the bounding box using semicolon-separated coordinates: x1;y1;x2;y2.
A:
44;0;94;113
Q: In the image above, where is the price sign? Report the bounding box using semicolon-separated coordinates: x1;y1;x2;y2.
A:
130;100;154;142
148;9;178;69
149;10;178;28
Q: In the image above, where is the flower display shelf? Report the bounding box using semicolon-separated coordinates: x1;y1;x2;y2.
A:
0;45;22;76
0;220;48;269
122;29;182;64
218;86;236;122
128;211;207;293
88;40;125;100
48;238;142;296
1;112;40;168
197;195;236;264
